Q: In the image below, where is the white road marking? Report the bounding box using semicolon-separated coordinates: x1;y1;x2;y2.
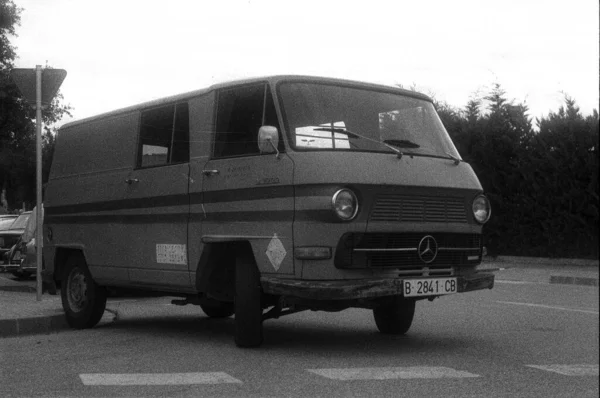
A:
79;372;242;386
496;301;599;315
307;367;480;380
496;280;540;285
527;364;599;376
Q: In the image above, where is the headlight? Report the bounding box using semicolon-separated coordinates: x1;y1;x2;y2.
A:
472;195;491;224
332;189;359;221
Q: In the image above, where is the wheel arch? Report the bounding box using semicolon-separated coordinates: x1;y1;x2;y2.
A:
53;246;87;289
195;240;255;302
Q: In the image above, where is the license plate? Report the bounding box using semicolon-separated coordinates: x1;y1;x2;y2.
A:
403;278;457;297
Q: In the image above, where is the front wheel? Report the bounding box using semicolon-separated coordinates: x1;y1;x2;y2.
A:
373;297;416;334
60;254;107;329
234;253;263;348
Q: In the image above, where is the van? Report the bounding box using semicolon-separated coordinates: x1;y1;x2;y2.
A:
43;76;494;347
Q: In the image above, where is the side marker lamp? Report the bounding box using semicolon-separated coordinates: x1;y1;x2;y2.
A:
294;247;332;260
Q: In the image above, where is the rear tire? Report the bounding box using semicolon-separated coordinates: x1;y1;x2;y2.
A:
200;298;234;318
234;253;263;348
60;253;107;329
373;296;416;334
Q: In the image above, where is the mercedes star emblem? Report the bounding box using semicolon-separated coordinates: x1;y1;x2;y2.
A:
418;235;438;264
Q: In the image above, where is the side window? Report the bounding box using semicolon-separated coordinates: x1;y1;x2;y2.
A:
138;103;189;167
213;84;280;158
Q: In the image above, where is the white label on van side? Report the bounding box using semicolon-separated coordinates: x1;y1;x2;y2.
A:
156;244;187;265
266;233;286;271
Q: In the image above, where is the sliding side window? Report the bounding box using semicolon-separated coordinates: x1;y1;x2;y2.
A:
138;102;189;167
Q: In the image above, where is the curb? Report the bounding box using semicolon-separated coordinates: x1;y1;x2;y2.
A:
0;312;69;338
0;285;36;293
0;309;117;338
489;256;599;267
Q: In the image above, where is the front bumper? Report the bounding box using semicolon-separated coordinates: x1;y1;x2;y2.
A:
0;249;10;265
261;272;494;301
1;263;20;271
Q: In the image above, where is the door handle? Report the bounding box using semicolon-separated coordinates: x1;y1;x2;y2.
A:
124;178;139;184
202;169;220;176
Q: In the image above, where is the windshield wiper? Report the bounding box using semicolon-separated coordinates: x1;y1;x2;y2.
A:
444;151;461;165
312;127;406;157
312;127;461;165
383;139;420;149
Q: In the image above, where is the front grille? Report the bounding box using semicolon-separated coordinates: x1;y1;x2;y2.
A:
370;195;467;223
335;232;482;270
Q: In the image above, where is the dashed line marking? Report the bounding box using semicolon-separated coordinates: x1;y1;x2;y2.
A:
79;372;242;386
496;280;540;285
307;367;480;380
526;364;599;376
496;301;599;315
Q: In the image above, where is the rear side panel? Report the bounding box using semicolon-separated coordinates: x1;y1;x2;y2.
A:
44;112;139;284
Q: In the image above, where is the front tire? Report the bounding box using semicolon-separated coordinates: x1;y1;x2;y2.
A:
60;253;107;329
373;296;416;334
200;298;234;318
234;253;263;348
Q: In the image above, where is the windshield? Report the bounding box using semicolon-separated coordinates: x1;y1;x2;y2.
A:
279;82;461;159
9;213;30;230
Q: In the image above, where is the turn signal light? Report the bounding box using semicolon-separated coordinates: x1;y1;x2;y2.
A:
294;247;332;260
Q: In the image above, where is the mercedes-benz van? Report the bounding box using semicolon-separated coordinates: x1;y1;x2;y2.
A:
43;76;494;347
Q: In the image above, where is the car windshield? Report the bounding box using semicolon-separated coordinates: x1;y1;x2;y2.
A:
9;213;30;230
278;82;461;159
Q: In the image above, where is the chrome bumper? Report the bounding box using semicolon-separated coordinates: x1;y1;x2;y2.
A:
261;273;494;301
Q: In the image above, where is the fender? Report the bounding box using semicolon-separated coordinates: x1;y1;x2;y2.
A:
195;241;253;301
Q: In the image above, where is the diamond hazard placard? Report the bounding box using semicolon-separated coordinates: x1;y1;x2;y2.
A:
266;233;286;271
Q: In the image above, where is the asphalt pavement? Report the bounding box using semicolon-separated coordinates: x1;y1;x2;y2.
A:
0;256;597;338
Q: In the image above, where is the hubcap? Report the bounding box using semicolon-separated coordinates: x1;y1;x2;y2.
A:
67;268;89;312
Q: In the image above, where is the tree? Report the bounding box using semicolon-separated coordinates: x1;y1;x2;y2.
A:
527;96;599;257
409;83;597;258
462;84;534;255
0;0;71;212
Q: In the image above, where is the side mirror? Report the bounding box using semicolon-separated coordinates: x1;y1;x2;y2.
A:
257;125;280;158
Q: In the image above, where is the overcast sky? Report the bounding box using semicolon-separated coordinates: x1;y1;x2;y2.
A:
10;0;600;125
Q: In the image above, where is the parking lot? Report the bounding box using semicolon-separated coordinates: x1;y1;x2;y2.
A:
1;257;598;397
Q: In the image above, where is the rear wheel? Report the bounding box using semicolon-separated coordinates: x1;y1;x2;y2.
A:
373;296;416;334
200;298;234;318
60;253;107;329
234;253;263;348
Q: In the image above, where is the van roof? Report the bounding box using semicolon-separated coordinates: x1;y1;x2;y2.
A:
60;75;433;130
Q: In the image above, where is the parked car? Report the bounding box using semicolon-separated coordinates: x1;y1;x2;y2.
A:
4;236;36;278
0;211;31;268
4;207;43;278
